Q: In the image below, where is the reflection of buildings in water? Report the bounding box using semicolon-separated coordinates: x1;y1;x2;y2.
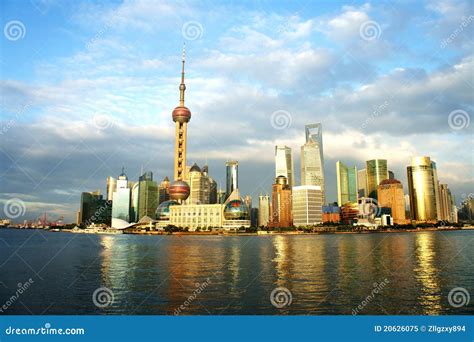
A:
414;233;441;314
272;235;292;287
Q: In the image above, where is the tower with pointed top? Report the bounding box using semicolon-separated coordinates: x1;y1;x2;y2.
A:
169;46;191;202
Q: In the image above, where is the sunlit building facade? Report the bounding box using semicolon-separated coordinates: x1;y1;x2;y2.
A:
336;161;358;206
106;176;116;201
366;159;388;200
270;176;292;227
137;171;159;220
357;168;367;198
377;179;406;225
275;145;294;187
258;194;270;227
112;171;131;222
292;185;323;227
407;156;439;222
169;204;224;230
225;160;239;200
301;123;325;202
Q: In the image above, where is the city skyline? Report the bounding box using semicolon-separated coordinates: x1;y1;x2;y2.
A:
1;0;473;223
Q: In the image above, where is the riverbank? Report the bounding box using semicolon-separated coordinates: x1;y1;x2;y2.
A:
2;225;473;236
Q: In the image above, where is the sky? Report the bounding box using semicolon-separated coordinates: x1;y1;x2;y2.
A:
0;0;473;223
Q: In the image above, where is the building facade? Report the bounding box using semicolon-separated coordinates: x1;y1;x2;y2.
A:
377;179;406;225
301;123;325;202
137;172;159;220
366;159;388;200
357;168;367;198
258;195;270;227
292;185;323;227
407;156;439;222
270;176;292;227
112;171;131;222
275;145;294;187
225;160;239;200
336;161;358;206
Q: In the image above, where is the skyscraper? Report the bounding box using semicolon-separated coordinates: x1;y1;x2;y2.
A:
112;169;131;222
377;179;406;225
169;46;191;202
336;161;358;206
357;169;367;198
301;123;325;202
158;176;170;204
79;191;111;225
270;176;292;227
366;159;388;200
258;194;270;227
407;156;439;222
292;185;323;227
106;176;116;201
137;171;159;220
225;160;238;200
187;163;209;204
439;184;456;222
275;145;294;187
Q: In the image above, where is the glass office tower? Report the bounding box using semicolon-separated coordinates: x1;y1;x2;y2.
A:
225;160;239;200
336;161;358;206
366;159;388;200
407;156;439;222
275;145;294;187
301;123;325;203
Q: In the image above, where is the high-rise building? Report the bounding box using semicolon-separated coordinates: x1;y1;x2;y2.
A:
158;176;170;204
459;196;474;221
439;184;457;223
270;176;292;227
169;46;191;203
357;169;367;198
217;188;226;204
366;159;388;200
388;170;395;180
407;156;440;222
137;171;159;220
225;160;238;200
208;177;218;204
292;185;323;227
336;161;358;206
187;163;207;204
275;145;294;187
377;179;406;225
130;182;139;222
106;176;117;201
258;194;270;227
301;123;325;202
112;170;132;222
79;190;111;225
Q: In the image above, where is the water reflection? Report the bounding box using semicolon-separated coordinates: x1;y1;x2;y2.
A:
414;233;442;314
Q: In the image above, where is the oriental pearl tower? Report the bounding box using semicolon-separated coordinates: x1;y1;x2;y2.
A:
169;46;191;202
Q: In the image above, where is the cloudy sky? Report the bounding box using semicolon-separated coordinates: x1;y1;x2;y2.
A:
1;0;473;223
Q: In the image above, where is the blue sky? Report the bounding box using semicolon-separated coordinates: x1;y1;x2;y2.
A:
1;0;473;222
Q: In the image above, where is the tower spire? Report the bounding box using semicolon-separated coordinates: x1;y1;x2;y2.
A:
179;43;186;106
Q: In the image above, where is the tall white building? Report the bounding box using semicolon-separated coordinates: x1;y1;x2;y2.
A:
258;194;270;227
275;145;294;187
301;123;325;203
292;185;323;227
112;170;131;223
